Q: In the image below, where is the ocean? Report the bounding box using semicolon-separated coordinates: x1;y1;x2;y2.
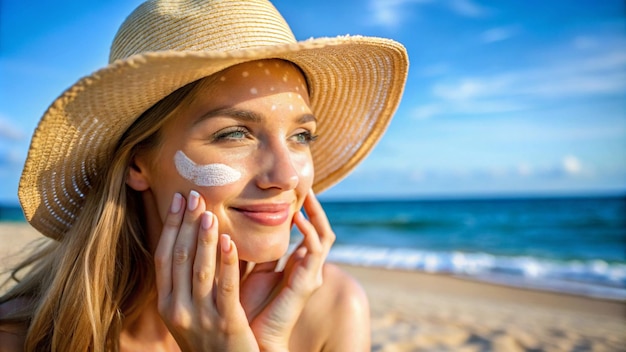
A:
2;196;625;300
302;196;626;301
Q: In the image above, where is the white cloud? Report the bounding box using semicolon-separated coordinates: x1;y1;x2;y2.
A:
367;0;490;27
391;157;587;183
433;77;511;100
0;117;25;141
419;63;450;77
481;26;520;43
367;0;430;27
448;0;489;18
435;51;626;100
414;80;528;117
412;104;442;119
573;36;598;50
508;157;586;178
562;155;582;175
412;99;526;119
415;46;626;119
0;149;23;166
410;170;425;181
517;163;533;176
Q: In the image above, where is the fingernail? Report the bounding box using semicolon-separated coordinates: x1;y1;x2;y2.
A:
188;190;200;211
201;211;213;230
171;193;182;213
220;234;231;253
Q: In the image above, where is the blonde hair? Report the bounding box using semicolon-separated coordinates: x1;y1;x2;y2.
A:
0;78;204;351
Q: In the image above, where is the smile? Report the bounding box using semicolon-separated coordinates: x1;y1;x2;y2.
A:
231;203;291;226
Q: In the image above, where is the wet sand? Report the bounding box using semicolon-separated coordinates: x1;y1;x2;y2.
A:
341;264;625;351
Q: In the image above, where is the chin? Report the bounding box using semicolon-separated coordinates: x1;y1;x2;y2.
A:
235;232;291;263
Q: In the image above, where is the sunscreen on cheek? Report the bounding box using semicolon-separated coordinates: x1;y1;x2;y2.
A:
174;150;241;187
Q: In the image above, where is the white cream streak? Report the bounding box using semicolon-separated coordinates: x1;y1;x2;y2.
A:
174;150;241;187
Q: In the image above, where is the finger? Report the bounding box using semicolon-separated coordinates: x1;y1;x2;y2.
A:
154;192;185;299
293;211;322;256
292;211;327;288
283;245;307;274
283;236;308;271
192;211;219;305
216;234;244;320
302;190;336;254
171;190;205;302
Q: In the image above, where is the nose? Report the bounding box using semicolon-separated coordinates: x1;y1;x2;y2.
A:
256;140;299;191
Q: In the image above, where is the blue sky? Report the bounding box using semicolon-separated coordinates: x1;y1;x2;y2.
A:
1;0;625;203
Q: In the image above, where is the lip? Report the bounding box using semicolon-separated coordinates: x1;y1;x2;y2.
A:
231;203;292;226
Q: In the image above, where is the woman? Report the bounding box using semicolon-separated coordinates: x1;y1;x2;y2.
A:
0;0;408;350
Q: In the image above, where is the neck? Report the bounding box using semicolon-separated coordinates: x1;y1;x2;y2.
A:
120;296;180;351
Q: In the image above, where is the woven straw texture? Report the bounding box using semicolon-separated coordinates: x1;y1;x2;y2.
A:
18;0;409;239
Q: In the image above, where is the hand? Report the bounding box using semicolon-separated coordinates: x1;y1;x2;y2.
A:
154;190;259;352
240;190;336;351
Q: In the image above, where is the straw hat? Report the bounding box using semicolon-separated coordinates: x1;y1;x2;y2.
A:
18;0;408;239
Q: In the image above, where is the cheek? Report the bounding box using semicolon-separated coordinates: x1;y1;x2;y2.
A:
151;151;246;218
194;161;249;204
148;162;185;218
174;150;242;187
185;170;249;212
295;154;314;188
293;156;313;211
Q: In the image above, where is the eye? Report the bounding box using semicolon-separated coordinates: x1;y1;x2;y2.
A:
213;127;250;142
291;130;319;146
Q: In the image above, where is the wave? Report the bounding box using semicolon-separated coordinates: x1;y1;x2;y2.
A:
332;218;456;231
324;244;626;301
331;216;624;232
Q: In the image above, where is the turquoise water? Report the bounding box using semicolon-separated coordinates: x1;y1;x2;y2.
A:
3;196;625;299
0;205;26;222
310;196;626;300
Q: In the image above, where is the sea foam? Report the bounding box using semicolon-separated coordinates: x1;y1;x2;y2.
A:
323;244;626;301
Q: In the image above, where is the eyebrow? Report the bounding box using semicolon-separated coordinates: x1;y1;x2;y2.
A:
193;107;317;126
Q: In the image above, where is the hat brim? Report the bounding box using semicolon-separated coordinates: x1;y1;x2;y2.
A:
18;35;408;238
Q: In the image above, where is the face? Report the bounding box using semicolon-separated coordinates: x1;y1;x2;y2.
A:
132;59;315;263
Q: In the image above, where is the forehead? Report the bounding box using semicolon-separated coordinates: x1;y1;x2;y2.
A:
159;59;313;128
220;59;305;81
210;59;308;97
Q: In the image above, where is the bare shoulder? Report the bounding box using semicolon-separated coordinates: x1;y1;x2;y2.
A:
318;263;369;314
0;299;28;352
292;263;371;352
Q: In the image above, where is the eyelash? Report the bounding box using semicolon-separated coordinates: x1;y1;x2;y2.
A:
213;127;250;141
211;127;319;146
293;130;319;145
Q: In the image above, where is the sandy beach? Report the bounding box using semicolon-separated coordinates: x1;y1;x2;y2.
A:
1;223;624;351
